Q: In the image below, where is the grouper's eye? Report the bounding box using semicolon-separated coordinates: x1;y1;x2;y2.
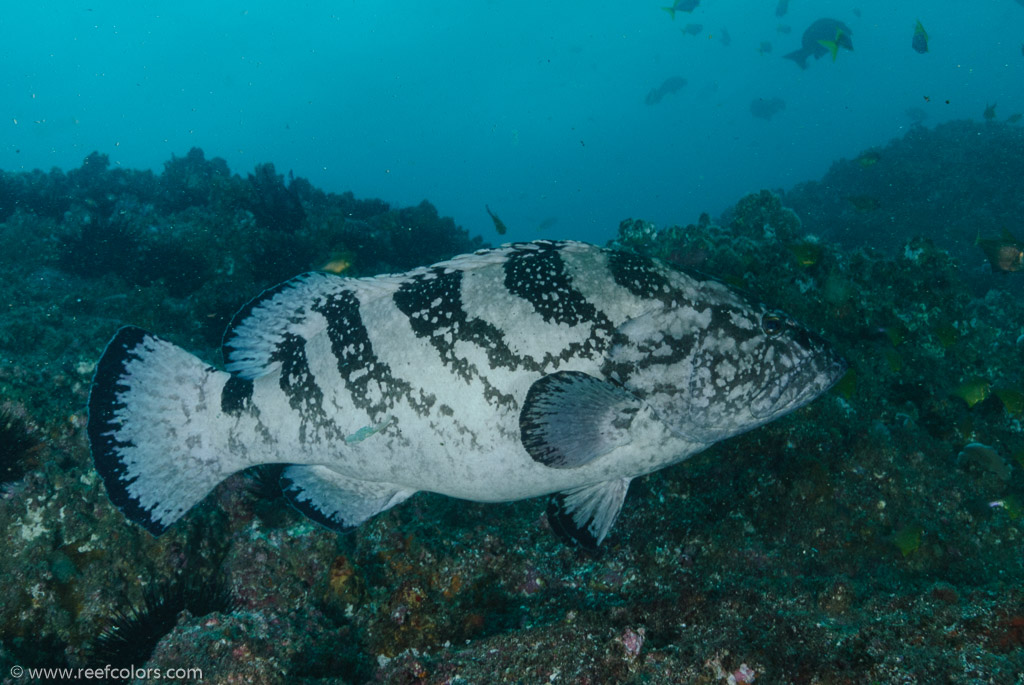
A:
760;312;785;336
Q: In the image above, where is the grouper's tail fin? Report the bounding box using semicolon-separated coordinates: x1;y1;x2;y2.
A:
88;326;238;535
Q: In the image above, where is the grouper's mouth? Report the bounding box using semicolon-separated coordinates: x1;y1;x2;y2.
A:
749;351;846;421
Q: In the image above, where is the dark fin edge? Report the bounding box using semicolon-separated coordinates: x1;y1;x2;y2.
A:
545;478;632;555
547;494;601;555
220;276;305;369
88;326;169;536
280;469;356;533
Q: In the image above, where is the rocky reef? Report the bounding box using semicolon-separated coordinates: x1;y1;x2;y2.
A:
783;119;1024;281
2;123;1024;683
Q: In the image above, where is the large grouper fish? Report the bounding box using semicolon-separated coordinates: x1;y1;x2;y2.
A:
88;240;844;551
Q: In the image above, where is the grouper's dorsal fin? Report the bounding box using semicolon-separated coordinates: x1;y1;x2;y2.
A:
520;370;645;468
547;478;632;553
223;272;343;379
281;465;415;531
222;271;400;379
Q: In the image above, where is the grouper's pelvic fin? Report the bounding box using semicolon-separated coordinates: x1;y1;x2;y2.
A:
519;370;648;550
88;326;252;534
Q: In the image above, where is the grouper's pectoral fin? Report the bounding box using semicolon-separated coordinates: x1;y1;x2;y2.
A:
281;465;415;531
520;370;645;468
548;478;632;553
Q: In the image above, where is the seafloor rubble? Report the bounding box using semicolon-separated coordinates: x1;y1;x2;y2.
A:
1;121;1024;684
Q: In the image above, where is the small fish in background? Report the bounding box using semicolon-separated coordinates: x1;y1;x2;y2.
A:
758;41;774;55
775;0;789;18
661;0;700;20
983;103;997;121
976;229;1024;272
958;443;1011;482
1008;113;1023;124
905;106;928;125
321;251;356;274
856;150;881;167
719;27;732;47
536;216;559;232
843;194;881;212
912;20;929;54
788;241;823;268
645;75;687;105
784;18;853;68
777;24;792;34
681;23;703;37
749;96;786;120
485;205;508;235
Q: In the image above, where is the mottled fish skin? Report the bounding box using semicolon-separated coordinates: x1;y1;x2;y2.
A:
89;240;844;542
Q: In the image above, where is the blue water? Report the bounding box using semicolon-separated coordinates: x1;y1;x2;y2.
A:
2;1;1022;244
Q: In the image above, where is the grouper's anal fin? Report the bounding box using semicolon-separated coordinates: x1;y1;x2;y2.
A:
547;478;632;553
281;465;415;531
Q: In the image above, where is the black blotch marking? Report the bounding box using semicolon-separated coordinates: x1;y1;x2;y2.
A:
274;332;340;443
504;242;598;326
313;288;434;417
221;375;254;416
607;249;680;307
393;267;527;406
503;242;616;364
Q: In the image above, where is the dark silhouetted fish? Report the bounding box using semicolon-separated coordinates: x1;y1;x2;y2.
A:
719;27;732;47
905;107;928;125
784;18;853;69
817;28;849;62
681;23;703;36
984;103;997;121
485;205;508;235
661;0;700;20
536;217;559;232
645;76;688;105
912;20;928;54
750;97;786;120
776;0;789;17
